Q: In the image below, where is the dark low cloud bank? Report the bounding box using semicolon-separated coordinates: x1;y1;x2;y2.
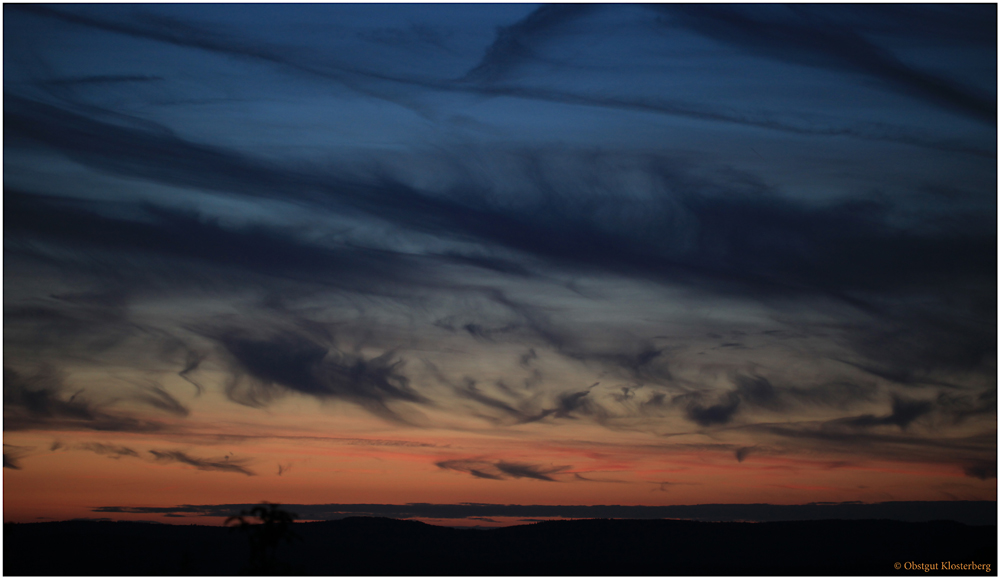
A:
92;501;997;526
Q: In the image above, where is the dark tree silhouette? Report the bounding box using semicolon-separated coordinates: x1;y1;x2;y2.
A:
226;502;301;575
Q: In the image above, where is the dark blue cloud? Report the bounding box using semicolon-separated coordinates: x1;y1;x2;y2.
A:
841;396;934;430
462;4;598;82
654;4;996;123
3;188;417;291
209;329;426;423
9;5;992;156
7;96;993;306
685;393;741;427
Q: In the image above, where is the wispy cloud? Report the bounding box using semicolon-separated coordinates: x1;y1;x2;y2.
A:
76;442;140;459
46;441;255;476
3;367;166;433
748;423;996;472
132;383;189;418
3;444;32;470
148;450;255;476
436;459;571;482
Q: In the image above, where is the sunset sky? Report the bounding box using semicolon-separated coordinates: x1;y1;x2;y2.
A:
4;4;996;527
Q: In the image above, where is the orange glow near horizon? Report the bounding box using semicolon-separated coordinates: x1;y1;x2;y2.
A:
4;401;994;526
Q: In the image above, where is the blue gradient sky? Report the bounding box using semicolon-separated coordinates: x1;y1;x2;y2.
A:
3;4;996;524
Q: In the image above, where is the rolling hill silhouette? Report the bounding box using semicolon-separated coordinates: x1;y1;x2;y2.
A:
5;515;996;575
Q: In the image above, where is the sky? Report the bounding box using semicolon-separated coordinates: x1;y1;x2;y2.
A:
3;3;997;527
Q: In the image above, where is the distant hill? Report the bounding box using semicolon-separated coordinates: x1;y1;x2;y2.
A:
89;499;999;525
4;517;996;575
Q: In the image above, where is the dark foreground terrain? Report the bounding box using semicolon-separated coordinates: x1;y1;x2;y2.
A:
5;517;996;576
